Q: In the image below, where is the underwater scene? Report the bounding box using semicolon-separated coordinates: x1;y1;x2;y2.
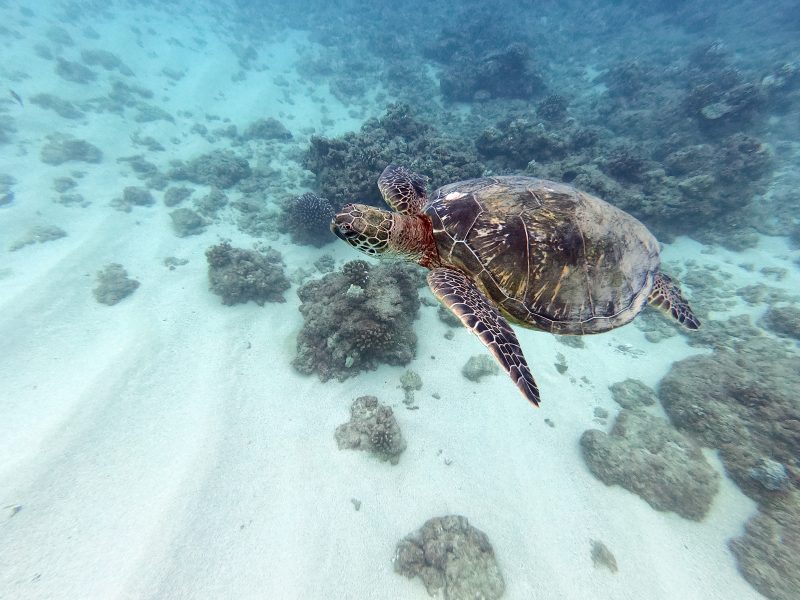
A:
1;0;799;598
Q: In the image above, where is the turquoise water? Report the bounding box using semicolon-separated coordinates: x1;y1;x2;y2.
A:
1;1;798;599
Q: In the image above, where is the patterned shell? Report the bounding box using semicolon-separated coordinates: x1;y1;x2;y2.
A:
425;176;661;334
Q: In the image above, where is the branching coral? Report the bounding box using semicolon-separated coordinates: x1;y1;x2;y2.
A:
281;192;336;247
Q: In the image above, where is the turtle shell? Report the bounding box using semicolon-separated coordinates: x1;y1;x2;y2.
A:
425;176;660;334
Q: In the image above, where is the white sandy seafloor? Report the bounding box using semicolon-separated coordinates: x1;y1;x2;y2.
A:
1;4;798;600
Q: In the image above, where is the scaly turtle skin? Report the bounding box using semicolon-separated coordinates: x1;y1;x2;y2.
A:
331;164;700;406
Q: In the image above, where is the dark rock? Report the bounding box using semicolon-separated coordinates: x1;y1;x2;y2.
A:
30;93;84;119
123;186;154;206
590;540;618;573
335;395;406;464
46;26;73;46
93;264;139;305
394;515;505;600
169;207;207;237
163;186;192;207
41;135;102;165
580;410;719;520
53;176;77;193
55;58;96;84
80;49;133;75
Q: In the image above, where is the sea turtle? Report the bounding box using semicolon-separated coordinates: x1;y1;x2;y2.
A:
331;164;700;406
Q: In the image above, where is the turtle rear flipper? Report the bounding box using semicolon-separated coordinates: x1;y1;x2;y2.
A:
648;271;700;330
428;267;541;406
378;164;427;215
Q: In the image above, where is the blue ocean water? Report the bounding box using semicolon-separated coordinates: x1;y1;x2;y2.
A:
0;1;798;599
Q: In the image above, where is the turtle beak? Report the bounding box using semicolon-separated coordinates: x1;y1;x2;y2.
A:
331;219;347;241
331;205;358;242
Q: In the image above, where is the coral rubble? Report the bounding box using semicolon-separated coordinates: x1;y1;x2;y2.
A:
334;395;406;464
293;260;423;382
394;515;505;600
205;242;290;305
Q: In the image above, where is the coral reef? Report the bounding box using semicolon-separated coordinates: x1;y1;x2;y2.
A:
334;395;406;464
659;332;800;599
303;103;481;207
684;42;766;137
280;192;336;247
462;354;499;382
580;410;720;520
476;117;571;169
93;264;140;305
194;188;228;217
205;242;290;305
728;502;800;600
394;515;505;600
40;135;102;165
659;335;798;503
438;42;544;102
293;260;424;382
169;150;251;188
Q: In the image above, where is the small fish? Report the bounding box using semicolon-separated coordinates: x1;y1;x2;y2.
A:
9;89;23;106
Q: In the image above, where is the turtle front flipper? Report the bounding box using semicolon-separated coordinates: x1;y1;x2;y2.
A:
648;271;701;330
428;267;541;406
378;164;427;215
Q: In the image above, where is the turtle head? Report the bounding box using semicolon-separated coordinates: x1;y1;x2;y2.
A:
331;203;395;257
